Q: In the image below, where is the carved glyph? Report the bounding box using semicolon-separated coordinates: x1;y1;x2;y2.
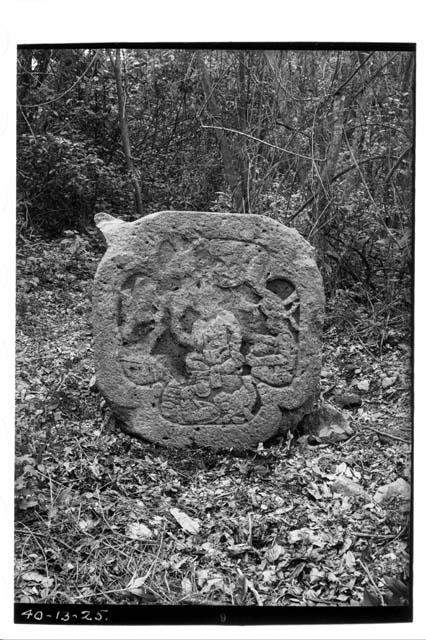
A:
93;211;324;450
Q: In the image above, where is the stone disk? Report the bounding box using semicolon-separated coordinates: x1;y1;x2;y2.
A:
93;211;325;450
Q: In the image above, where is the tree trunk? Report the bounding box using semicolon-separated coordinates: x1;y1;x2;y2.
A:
17;50;34;135
197;51;245;212
236;52;250;212
110;48;144;217
321;93;346;188
312;91;346;259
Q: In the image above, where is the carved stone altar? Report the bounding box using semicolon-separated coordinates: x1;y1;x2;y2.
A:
93;211;324;450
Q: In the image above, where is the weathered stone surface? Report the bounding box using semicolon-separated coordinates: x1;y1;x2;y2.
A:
332;476;367;498
374;478;410;504
302;402;354;443
93;211;324;450
334;392;362;409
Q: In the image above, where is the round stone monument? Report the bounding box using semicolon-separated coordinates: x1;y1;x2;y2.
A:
93;211;324;450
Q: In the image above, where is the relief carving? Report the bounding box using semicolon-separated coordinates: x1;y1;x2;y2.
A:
93;211;324;450
115;238;300;426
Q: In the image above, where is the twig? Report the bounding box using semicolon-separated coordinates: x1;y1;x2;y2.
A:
351;531;398;540
200;124;325;162
246;579;263;606
362;424;410;444
16;523;50;580
359;559;385;606
384;146;413;183
247;512;253;545
353;52;400;100
344;128;401;250
290;153;398;220
180;597;226;606
332;52;375;97
20;52;99;108
17;101;36;140
353;525;408;543
341;433;359;447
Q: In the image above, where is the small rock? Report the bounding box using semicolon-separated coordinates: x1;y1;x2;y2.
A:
307;403;354;443
374;478;410;504
382;375;398;390
334;392;362;409
332;476;367;498
357;379;370;392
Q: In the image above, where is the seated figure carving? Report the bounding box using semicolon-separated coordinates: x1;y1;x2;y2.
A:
160;310;257;425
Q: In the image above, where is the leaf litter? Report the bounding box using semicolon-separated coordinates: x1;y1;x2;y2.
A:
15;237;411;606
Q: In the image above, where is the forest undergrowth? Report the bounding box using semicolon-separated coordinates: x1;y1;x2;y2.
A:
15;232;412;607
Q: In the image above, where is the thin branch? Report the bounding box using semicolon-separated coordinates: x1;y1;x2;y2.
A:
17;100;36;140
351;528;406;540
276;119;311;140
352;52;400;101
20;52;99;108
200;123;326;161
362;424;410;444
343;128;378;208
359;560;386;606
290;153;399;220
384;146;413;183
332;52;375;96
343;128;402;249
264;51;323;103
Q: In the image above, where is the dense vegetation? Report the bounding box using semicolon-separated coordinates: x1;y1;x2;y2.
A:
15;47;413;608
17;47;413;318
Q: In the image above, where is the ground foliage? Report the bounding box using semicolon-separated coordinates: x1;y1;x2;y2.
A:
15;235;411;607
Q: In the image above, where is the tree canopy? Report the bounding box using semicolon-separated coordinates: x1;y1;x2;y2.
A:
17;46;414;313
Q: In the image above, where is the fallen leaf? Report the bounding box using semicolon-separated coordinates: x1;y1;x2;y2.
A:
340;537;353;554
181;576;192;595
126;575;148;596
274;503;294;515
363;588;381;606
291;561;306;578
203;577;225;594
265;543;285;563
309;567;323;583
332;476;366;498
262;569;276;583
322;483;333;498
170;508;200;535
382;375;397;389
228;543;253;557
78;517;99;532
196;569;210;587
200;541;216;556
22;572;53;588
126;522;153;540
306;482;322;500
344;550;356;570
288;528;329;547
337;593;350;602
